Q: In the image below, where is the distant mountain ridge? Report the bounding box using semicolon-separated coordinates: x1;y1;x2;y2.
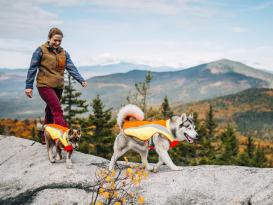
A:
80;59;273;108
0;59;273;118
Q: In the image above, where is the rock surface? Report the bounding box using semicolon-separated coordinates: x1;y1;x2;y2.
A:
0;135;273;205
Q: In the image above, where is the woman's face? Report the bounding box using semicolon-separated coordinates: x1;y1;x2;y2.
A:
48;34;62;48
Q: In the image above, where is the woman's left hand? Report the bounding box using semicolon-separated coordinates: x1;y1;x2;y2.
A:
81;81;88;87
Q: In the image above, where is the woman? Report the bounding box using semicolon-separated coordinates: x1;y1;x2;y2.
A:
25;28;87;141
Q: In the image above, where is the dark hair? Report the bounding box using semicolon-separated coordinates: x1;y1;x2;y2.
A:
48;27;63;39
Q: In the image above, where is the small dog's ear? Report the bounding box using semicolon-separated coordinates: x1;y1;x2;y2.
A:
77;129;81;135
68;129;73;136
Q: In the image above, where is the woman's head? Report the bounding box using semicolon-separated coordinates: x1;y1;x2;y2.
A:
48;27;63;49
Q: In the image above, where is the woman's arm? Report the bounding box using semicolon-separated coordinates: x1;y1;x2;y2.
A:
25;47;42;98
65;51;87;86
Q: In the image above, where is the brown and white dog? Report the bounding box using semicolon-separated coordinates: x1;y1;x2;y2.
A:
43;124;81;169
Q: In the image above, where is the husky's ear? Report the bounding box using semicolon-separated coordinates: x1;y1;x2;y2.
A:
188;113;193;121
181;113;187;122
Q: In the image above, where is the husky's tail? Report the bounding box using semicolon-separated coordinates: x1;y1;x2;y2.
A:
117;104;144;128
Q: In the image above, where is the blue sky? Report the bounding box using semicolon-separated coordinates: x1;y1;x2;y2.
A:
0;0;273;71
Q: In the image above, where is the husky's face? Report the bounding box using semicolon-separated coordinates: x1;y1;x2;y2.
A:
68;129;81;149
171;113;198;143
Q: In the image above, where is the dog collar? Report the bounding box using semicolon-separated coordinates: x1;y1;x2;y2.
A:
63;131;74;152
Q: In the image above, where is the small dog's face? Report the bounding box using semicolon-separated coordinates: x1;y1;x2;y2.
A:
172;113;198;143
68;129;81;149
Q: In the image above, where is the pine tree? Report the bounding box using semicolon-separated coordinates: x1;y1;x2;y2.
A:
191;112;209;164
218;125;239;165
238;136;256;166
205;104;217;138
61;73;88;127
198;105;217;163
0;124;5;135
238;152;249;166
246;136;255;159
193;112;200;131
253;146;267;168
81;95;116;158
161;96;173;119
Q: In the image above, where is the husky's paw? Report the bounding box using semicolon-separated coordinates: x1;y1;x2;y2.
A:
172;166;183;171
66;160;73;169
146;165;154;171
56;155;62;160
66;163;73;169
152;167;159;173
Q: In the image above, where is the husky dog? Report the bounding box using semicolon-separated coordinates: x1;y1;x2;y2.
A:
44;125;81;169
109;104;198;172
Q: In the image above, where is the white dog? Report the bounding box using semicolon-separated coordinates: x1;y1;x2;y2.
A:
109;104;198;172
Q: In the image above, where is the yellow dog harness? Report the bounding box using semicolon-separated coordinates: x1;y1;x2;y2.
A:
44;124;73;152
123;120;179;149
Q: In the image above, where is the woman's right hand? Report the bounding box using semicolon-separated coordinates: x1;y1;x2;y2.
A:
25;88;33;98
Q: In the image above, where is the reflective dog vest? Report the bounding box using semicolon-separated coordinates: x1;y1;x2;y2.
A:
123;120;179;149
44;124;73;152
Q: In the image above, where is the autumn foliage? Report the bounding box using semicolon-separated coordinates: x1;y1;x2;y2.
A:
90;157;148;205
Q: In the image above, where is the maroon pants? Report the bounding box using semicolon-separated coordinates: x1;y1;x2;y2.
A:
37;87;67;127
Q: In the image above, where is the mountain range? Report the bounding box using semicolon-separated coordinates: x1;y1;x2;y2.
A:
0;59;273;119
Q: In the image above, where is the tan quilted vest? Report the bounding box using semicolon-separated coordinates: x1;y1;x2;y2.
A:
36;42;66;89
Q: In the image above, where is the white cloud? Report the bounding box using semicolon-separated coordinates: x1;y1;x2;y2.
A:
231;26;247;33
0;1;63;40
0;38;36;53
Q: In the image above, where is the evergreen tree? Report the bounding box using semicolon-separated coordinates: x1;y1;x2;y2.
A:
61;73;88;127
238;136;255;166
81;95;116;158
253;146;267;168
205;104;217;138
193;112;200;131
246;136;255;159
198;105;217;163
198;123;213;164
191;112;209;164
218;125;239;164
238;152;249;166
0;125;5;135
170;143;196;166
161;96;173;119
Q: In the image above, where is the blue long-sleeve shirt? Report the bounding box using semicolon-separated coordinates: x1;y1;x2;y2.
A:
25;47;85;89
